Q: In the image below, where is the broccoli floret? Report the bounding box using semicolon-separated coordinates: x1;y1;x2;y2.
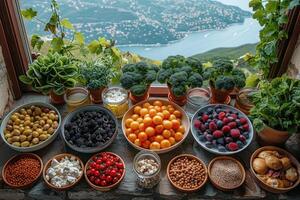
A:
233;76;246;88
202;67;219;80
122;64;135;73
162;55;186;69
148;64;160;72
213;58;233;73
130;84;148;96
157;68;173;83
215;76;235;90
180;66;193;75
120;72;143;89
186;57;203;74
135;62;148;73
188;73;203;88
172;85;187;97
232;68;246;79
145;70;157;84
168;72;188;86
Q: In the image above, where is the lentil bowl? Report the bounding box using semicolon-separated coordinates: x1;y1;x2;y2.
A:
167;154;208;192
2;153;43;189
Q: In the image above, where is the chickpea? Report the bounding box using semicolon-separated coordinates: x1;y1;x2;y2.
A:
46;119;53;125
24;120;31;126
12;136;20;142
26;109;32;115
12;142;21;147
39;120;46;126
19;126;25;133
32;124;39;130
7;138;13;144
19;115;25;120
5;133;12;139
14;119;21;125
42;116;48;121
13;125;20;130
27;134;33;142
49;113;55;120
20;135;27;142
20;108;27;115
7;120;13;125
39;134;48;141
35;107;42;115
12;129;21;136
48;127;55;135
43;124;50;131
32;137;39;144
23;129;32;136
52;121;59;129
32;131;39;138
4;129;11;135
36;128;43;134
21;141;30;147
11;115;18;121
6;125;13;131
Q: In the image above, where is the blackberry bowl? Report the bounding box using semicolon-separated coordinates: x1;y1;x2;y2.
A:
61;105;118;153
191;104;253;155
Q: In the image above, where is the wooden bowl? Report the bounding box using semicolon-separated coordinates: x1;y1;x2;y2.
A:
43;153;84;191
2;153;43;189
84;152;126;192
208;156;246;191
122;98;190;154
167;154;208;192
250;146;300;193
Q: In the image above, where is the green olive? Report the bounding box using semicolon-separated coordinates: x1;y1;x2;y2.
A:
5;133;12;139
32;138;39;144
19;115;25;120
12;129;21;136
14;119;21;125
20;135;27;142
23;129;32;136
32;131;39;138
48;127;55;135
39;120;46;126
7;138;13;144
37;128;43;134
42;116;48;121
21;141;30;147
49;113;55;120
39;134;48;141
27;134;33;141
26;109;32;115
6;125;13;131
33;124;39;130
13;125;20;130
11;115;18;121
19;126;25;133
46;119;53;125
20;108;27;115
12;136;20;142
12;142;21;147
24;120;31;126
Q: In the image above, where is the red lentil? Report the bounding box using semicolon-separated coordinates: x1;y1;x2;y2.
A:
5;156;41;187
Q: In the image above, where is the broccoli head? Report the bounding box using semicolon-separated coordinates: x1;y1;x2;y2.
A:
148;64;160;72
168;72;188;86
186;57;203;74
215;76;235;90
122;64;135;73
120;72;143;89
135;62;148;73
202;67;219;80
213;58;233;73
171;85;187;97
130;84;148;96
188;73;203;88
162;55;186;69
145;70;157;84
231;68;246;88
157;68;173;83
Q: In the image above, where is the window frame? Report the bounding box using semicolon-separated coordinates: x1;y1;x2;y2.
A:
0;0;299;99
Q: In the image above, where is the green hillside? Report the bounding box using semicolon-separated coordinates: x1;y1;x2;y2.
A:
192;43;257;62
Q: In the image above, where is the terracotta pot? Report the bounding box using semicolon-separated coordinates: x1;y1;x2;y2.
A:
257;125;290;146
209;81;233;104
89;87;105;104
167;84;187;106
129;87;150;105
49;91;65;105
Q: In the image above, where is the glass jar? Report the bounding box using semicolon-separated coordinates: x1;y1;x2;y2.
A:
235;87;257;115
133;150;161;189
102;87;129;118
185;88;210;118
64;87;90;112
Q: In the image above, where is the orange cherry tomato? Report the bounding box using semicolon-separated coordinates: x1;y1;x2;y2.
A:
162;110;170;119
169;114;177;121
125;118;134;128
162;120;172;130
155;135;164;143
143;102;151;109
156;112;164;119
142;140;151;149
154;106;162;112
174;132;183;142
149;136;156;143
169;137;176;145
134;106;142;115
136;117;143;123
134;139;142;146
128;133;137;142
153;115;163;125
153;100;163;107
140;108;149;117
161;105;167;111
139;123;145;131
138;132;148;142
150;142;160;150
145;127;155;137
149;109;157;117
131;114;139;121
162;130;171;139
155;125;164;134
143;117;152;127
177;125;185;133
130;121;140;130
173;110;182;118
160;139;171;149
171;119;180;130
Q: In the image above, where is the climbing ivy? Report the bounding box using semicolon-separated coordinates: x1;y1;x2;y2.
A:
249;0;300;78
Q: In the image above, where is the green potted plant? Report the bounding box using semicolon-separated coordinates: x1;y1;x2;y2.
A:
250;76;300;146
19;52;78;104
157;56;203;106
120;62;158;104
80;57;114;103
202;58;246;104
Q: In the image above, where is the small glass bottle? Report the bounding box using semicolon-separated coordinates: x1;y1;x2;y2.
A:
185;88;210;118
64;87;90;112
133;150;161;189
102;87;129;118
235;87;257;115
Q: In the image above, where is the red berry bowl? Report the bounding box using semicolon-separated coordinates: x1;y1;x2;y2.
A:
191;104;254;155
84;152;126;192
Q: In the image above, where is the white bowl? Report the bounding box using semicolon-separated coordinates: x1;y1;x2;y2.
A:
0;102;61;152
122;98;190;154
191;104;254;155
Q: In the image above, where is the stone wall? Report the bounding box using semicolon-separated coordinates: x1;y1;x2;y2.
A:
287;34;300;79
0;45;14;118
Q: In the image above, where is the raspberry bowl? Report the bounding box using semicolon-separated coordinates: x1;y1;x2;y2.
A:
191;104;254;155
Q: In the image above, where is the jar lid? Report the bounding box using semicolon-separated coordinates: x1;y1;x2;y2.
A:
102;87;128;104
187;88;210;106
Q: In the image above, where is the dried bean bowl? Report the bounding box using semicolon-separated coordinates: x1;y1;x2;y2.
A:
250;146;300;193
2;153;43;189
167;154;208;192
0;102;61;152
208;156;246;191
43;153;84;191
84;152;126;192
61;105;118;153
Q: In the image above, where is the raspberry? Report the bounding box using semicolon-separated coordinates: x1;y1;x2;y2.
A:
222;125;231;133
213;130;223;138
194;119;202;129
228;122;237;129
222;117;230;124
231;113;238;119
243;124;249;131
218;112;226;120
202;114;209;122
230;129;240;138
228;142;239;151
239;117;247;125
209;121;218;132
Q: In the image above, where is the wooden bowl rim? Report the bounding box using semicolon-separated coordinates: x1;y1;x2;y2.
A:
84;152;126;190
207;156;246;190
2;153;43;189
167;154;208;192
250;146;300;192
43;153;84;190
121;98;191;154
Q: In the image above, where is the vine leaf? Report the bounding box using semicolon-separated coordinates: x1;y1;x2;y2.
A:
21;8;37;20
51;38;64;52
61;18;74;30
31;34;44;50
75;32;85;45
